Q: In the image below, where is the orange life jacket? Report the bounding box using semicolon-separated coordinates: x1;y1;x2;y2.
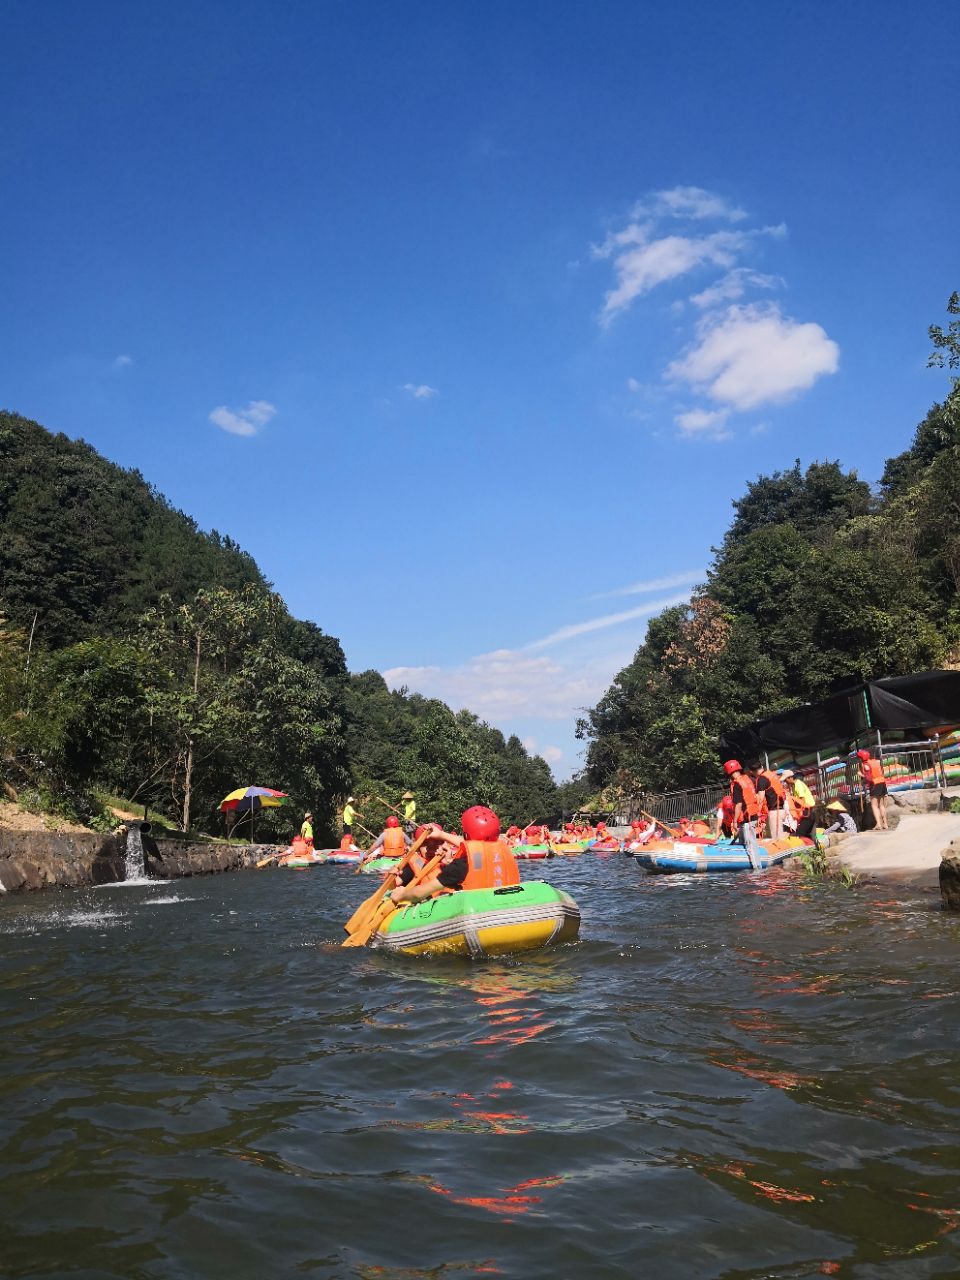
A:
382;827;406;857
758;769;785;804
730;774;760;822
691;821;711;836
863;758;885;786
291;836;308;856
339;833;355;851
462;839;521;891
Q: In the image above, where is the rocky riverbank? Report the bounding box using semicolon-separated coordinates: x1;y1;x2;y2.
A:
0;825;274;894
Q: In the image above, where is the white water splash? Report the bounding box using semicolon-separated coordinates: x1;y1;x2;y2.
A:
125;826;146;881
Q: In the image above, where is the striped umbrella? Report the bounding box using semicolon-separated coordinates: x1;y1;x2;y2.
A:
219;786;290;813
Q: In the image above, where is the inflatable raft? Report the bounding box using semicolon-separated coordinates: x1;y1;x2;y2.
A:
550;840;588;856
359;855;402;875
634;836;811;874
512;843;553;860
370;882;581;957
320;850;364;866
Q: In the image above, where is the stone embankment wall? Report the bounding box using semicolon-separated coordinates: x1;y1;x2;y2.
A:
0;827;273;894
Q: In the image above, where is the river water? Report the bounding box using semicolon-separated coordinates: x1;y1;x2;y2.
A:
1;855;958;1278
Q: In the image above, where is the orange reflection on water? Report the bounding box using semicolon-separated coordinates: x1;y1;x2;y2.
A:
713;1051;818;1094
471;983;555;1048
715;1159;817;1204
430;1172;566;1220
906;1202;960;1237
450;1079;530;1135
728;1006;795;1046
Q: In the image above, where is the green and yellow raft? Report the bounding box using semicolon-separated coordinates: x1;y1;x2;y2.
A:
370;882;581;957
360;855;402;875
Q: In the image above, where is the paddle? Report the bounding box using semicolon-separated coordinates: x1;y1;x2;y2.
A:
343;826;459;935
343;827;433;934
341;848;447;949
375;794;408;820
639;808;679;838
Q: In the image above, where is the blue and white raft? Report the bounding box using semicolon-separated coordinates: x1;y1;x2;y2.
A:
633;836;811;874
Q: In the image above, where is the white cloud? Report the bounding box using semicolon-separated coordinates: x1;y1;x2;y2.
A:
113;354;133;369
667;303;839;411
674;407;731;440
209;399;277;437
598;229;750;321
523;591;692;650
591;569;704;600
632;186;747;223
402;383;439;400
627;376;642;392
385;650;595;720
542;745;563;764
690;268;781;309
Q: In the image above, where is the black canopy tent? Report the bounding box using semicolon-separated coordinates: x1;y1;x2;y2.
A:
720;671;960;759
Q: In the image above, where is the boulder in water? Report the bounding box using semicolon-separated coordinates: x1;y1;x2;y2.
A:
939;840;960;910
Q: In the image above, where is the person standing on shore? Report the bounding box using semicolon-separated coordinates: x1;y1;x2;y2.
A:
857;749;890;830
300;812;314;848
342;796;362;838
402;791;416;835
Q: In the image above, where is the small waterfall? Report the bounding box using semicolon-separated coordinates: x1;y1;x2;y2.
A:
125;825;147;881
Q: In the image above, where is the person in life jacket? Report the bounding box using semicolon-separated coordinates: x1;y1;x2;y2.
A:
752;764;786;839
361;814;408;867
390;807;520;904
715;794;736;840
523;822;547;845
690;817;712;837
723;759;760;847
339;831;360;852
857;749;889;830
780;770;817;838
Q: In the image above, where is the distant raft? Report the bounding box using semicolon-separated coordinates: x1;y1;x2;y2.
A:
550;840;589;856
512;843;553;861
370;881;581;957
634;836;812;874
359;855;402;875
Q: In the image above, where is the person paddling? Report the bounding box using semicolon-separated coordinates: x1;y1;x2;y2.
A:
389;808;520;906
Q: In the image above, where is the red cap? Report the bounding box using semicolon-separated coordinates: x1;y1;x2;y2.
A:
386;815;399;828
856;749;870;761
462;806;501;841
723;759;742;776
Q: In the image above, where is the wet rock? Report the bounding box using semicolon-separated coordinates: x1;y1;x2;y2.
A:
939;841;960;910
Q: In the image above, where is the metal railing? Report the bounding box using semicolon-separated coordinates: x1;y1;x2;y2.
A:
636;784;727;825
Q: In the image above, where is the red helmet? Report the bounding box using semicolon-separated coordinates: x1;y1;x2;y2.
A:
462;805;501;841
414;824;432;841
386;815;400;828
723;759;742;776
720;795;735;812
856;749;870;761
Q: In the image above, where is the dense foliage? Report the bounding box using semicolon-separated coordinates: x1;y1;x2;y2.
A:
579;296;960;799
0;411;561;836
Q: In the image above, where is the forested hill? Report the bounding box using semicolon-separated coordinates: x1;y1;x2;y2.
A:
0;410;560;837
580;298;960;800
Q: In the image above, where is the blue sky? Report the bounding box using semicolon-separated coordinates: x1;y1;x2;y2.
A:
2;1;958;778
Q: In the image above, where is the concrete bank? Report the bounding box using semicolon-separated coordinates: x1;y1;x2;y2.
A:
826;811;960;896
0;827;274;894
